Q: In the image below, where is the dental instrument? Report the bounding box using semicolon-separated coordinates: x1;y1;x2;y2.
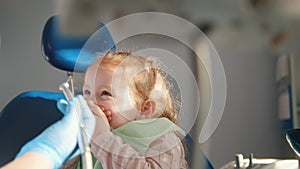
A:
59;78;93;169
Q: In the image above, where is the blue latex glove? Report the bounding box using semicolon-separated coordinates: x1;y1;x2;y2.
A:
56;95;96;158
16;95;95;169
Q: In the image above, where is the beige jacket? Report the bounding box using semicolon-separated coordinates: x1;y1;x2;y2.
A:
91;131;188;169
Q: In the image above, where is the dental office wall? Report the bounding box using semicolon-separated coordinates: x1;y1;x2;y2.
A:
0;0;289;168
0;0;67;110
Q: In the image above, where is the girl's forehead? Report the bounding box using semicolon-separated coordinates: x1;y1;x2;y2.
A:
87;63;116;73
87;61;138;82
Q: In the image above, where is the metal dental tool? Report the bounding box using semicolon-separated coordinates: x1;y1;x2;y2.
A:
59;75;93;169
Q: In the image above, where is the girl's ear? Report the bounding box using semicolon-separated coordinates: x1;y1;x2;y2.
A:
136;100;156;120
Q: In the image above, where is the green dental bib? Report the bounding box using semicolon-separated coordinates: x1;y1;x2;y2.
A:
112;117;185;156
79;118;185;169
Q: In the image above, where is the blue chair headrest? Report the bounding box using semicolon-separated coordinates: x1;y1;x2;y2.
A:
41;15;115;72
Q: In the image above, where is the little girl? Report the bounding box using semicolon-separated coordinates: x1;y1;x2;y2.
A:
82;51;188;169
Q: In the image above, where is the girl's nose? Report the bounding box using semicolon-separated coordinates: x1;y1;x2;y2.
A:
91;97;97;104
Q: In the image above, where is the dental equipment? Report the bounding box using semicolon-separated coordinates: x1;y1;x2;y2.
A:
59;78;93;169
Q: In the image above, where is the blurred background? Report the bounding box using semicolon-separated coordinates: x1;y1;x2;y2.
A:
1;0;300;168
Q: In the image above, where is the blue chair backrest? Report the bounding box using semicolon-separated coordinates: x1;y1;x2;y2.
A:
0;91;64;166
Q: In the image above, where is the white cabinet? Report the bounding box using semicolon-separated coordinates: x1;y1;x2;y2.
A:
290;55;300;128
278;54;300;129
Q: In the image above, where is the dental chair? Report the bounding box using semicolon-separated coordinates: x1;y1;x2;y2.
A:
0;15;213;169
0;15;115;166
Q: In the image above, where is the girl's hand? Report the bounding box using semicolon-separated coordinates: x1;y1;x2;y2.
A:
86;101;110;140
99;105;112;123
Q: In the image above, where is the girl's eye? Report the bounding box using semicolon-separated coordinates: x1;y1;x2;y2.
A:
84;90;91;96
101;90;112;97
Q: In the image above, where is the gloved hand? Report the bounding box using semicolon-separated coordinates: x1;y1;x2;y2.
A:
57;95;96;158
16;95;95;169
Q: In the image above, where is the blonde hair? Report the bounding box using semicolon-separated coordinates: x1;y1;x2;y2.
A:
96;51;179;123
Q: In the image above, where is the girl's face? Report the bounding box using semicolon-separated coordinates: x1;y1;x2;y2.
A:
83;63;138;129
